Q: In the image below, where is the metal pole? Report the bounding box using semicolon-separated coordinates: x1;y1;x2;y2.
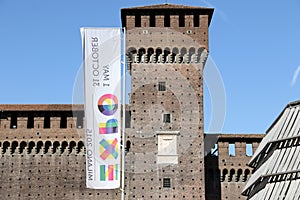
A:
121;27;126;200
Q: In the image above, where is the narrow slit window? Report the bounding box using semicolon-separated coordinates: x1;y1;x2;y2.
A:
158;82;166;91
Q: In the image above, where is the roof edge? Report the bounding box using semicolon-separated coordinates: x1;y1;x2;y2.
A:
266;100;300;133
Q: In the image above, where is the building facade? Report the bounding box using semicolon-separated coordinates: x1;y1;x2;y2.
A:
0;3;266;200
205;134;263;200
121;4;213;199
242;101;300;199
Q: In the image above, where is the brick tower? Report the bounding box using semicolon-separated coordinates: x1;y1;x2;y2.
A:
121;4;214;199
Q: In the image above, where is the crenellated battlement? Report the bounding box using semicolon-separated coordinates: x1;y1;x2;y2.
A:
0;104;84;130
205;134;264;200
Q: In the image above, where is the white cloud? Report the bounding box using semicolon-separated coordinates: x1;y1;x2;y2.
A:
291;65;300;86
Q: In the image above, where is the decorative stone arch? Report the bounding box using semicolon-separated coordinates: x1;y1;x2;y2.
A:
53;141;60;154
61;141;68;154
68;141;77;154
11;140;18;154
127;47;137;62
36;141;43;154
2;141;10;154
77;141;85;153
180;47;187;63
189;47;196;63
156;48;163;63
18;141;26;154
44;140;52;154
28;141;35;154
138;47;146;63
197;47;205;63
172;47;179;63
222;168;228;182
148;47;155;63
164;47;171;63
236;168;243;182
229;169;235;182
244;169;250;182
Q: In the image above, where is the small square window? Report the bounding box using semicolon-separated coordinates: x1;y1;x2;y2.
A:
158;82;166;91
163;114;171;123
163;178;171;188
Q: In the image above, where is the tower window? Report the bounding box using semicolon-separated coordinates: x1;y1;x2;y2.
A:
158;82;166;91
150;14;155;27
76;113;83;129
135;14;141;27
27;114;34;129
164;14;170;27
44;114;50;129
179;14;185;27
60;114;67;128
163;178;171;188
163;114;171;123
194;14;199;27
10;115;17;129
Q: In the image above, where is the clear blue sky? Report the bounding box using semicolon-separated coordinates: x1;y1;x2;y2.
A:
0;0;299;134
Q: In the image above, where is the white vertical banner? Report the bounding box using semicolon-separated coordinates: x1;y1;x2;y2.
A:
81;28;121;189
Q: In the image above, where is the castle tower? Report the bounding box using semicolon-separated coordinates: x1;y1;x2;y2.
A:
121;4;214;199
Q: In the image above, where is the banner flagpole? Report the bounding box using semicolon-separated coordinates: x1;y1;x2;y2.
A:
121;27;126;200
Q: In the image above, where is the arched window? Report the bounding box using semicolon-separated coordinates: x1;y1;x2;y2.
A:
126;140;131;152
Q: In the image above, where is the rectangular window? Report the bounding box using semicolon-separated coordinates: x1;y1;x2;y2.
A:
163;178;171;188
44;114;50;128
163;114;171;123
179;14;185;27
10;115;17;129
150;14;155;27
158;82;166;91
135;14;141;27
27;114;34;129
194;14;199;27
76;113;83;129
60;114;67;128
164;14;170;27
